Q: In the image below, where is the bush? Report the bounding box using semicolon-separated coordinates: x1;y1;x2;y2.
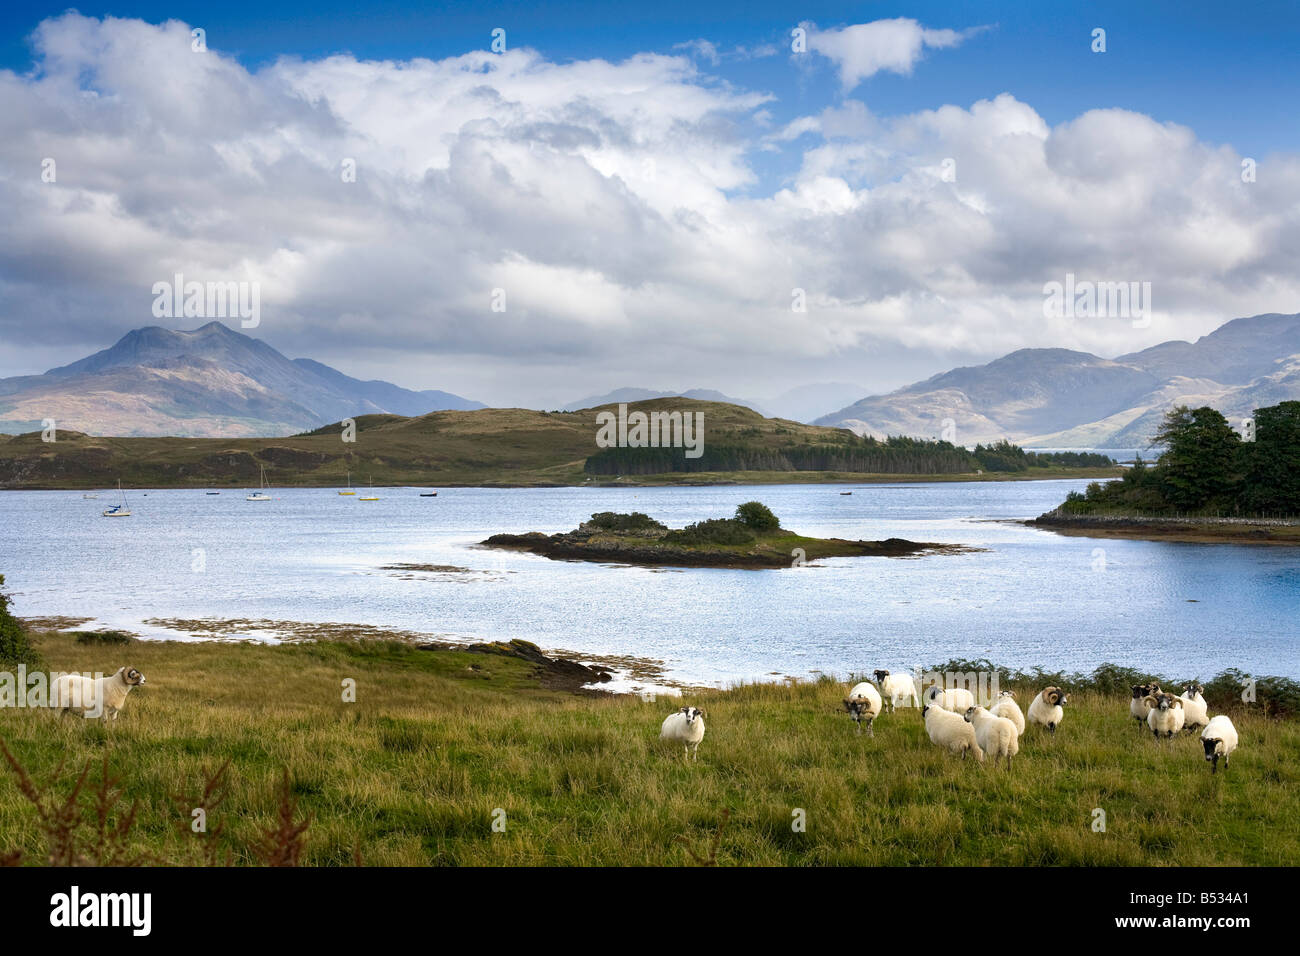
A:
734;501;780;531
0;574;41;669
664;518;756;547
584;512;667;533
72;630;136;646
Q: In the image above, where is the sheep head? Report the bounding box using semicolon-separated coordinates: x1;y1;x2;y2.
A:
677;706;703;726
872;669;890;683
120;667;146;686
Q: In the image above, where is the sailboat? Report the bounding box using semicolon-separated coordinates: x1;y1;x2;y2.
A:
358;476;379;501
102;480;131;517
246;465;272;501
338;471;356;496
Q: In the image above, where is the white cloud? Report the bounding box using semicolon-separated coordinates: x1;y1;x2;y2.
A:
0;14;1298;407
803;18;983;91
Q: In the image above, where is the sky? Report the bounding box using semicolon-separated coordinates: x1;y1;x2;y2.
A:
1;1;1299;408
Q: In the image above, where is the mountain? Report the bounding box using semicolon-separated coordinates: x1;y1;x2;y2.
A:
763;383;869;423
563;387;768;416
0;322;482;437
816;313;1300;448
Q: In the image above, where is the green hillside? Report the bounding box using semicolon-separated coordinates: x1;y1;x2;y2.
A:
0;399;1121;490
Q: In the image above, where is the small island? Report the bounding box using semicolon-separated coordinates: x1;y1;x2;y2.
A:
482;501;972;568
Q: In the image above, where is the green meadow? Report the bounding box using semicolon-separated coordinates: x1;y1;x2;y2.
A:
2;631;1298;866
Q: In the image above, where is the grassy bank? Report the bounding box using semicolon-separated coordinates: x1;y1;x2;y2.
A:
3;632;1298;866
1031;511;1300;545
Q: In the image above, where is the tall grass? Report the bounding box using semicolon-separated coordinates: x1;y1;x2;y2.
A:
1;633;1297;866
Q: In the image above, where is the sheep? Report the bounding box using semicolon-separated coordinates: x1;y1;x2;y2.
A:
1200;715;1239;774
1178;682;1209;731
1027;686;1068;734
922;702;983;761
923;683;976;713
964;706;1020;769
844;681;883;736
872;669;919;713
51;667;146;721
1129;683;1158;728
988;690;1025;736
1145;692;1185;740
659;706;707;760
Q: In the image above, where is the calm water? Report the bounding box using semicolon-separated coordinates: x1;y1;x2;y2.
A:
1;481;1297;685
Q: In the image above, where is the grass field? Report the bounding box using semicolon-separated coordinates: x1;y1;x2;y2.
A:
2;631;1298;866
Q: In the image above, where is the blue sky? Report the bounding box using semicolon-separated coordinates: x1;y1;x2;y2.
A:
5;1;1299;154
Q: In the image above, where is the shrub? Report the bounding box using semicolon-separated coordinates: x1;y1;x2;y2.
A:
72;631;136;646
664;519;756;547
584;511;667;533
0;575;41;670
734;501;780;531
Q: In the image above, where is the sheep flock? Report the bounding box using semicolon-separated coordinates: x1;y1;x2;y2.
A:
663;670;1241;773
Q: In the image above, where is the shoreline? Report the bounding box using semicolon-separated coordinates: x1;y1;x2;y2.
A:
0;467;1122;492
1028;511;1300;545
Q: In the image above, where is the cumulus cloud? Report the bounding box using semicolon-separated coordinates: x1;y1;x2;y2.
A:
0;14;1297;406
803;18;983;91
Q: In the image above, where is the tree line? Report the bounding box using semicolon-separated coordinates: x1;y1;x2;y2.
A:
584;434;1114;476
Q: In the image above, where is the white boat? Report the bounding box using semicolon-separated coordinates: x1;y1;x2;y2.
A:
246;465;272;501
358;475;379;501
82;493;100;499
102;481;131;517
338;470;356;496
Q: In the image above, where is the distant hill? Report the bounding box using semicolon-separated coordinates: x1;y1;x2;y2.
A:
563;387;768;416
763;383;870;423
0;399;1121;489
0;322;482;437
816;313;1300;448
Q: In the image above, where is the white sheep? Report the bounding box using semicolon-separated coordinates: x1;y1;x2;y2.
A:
1027;686;1068;734
988;691;1025;736
660;706;707;759
922;702;983;761
1145;692;1184;740
1129;683;1158;728
844;681;883;736
51;667;146;721
1200;715;1238;773
923;683;976;712
964;706;1019;769
1178;682;1208;731
872;669;919;713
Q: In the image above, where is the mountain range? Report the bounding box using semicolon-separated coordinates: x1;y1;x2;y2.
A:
4;312;1298;445
814;313;1300;448
0;322;483;437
